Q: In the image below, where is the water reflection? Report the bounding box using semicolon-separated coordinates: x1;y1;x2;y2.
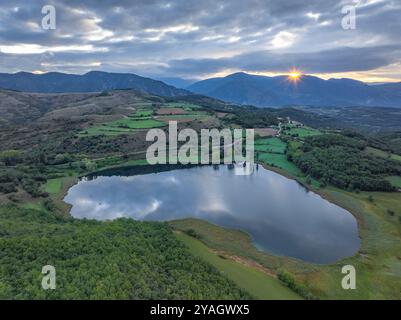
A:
64;165;360;263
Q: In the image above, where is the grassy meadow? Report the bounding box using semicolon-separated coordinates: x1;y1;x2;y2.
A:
175;232;302;300
171;184;401;300
78;103;209;137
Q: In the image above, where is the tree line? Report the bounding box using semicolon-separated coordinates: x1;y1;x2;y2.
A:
288;134;401;191
0;206;251;299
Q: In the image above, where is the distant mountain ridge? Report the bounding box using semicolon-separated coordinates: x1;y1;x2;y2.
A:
0;71;189;96
156;77;196;88
2;70;401;108
188;72;401;108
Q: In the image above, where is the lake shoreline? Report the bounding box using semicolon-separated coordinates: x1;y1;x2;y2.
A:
64;162;360;264
59;160;366;264
56;161;401;299
259;162;365;247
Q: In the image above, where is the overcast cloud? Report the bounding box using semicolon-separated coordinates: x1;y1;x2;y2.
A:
0;0;400;82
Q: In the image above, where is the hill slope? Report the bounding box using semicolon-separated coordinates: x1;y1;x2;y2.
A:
0;206;251;299
0;71;188;96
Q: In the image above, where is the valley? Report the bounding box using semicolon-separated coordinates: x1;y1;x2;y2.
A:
2;0;401;310
1;88;400;300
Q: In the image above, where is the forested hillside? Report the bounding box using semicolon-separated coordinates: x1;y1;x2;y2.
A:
288;134;401;191
0;71;188;96
0;206;250;299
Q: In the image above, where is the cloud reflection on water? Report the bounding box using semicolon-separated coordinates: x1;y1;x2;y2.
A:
64;165;360;263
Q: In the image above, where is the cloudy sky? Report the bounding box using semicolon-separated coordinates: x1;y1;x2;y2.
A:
0;0;400;82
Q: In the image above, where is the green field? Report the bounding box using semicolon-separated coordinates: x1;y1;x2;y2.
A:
79;104;211;137
42;178;63;194
127;116;153;120
109;118;166;129
258;153;302;176
175;232;302;300
254;137;303;176
255;137;287;153
164;102;202;110
284;126;321;138
156;113;207;121
22;201;49;212
132;110;154;117
392;154;401;162
311;188;401;299
79;117;166;136
386;176;401;188
365;146;401;162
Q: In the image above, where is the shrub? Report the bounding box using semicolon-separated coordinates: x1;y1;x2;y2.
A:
185;229;202;239
277;271;317;300
387;210;395;216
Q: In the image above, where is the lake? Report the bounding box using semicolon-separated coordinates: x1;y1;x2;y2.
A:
64;164;360;264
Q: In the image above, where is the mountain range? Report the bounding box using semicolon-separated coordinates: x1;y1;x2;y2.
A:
0;71;188;97
188;72;401;108
0;71;401;108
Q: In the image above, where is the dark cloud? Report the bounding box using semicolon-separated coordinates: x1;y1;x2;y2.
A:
0;0;400;80
164;45;401;76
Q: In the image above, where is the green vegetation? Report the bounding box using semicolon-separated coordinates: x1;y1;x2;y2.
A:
277;272;314;300
248;130;400;300
1;88;401;300
78;103;209;137
386;176;401;189
0;150;22;166
282;125;321;138
228;110;278;128
42;178;63;194
254;137;303;176
171;219;317;299
110;118;166;129
365;146;401;162
288;134;401;191
273;106;401;135
94;157;149;170
255;137;286;153
258;153;302;176
0;206;251;299
175;232;302;300
163;102;203;110
156;115;208;124
22;201;50;213
79;126;137;137
310;188;401;299
79;117;166;137
132;110;154;117
376;132;401;155
171;189;401;301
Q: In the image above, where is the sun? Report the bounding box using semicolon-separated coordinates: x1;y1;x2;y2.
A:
288;68;302;82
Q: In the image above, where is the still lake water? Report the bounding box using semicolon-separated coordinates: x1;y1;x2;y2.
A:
64;165;360;263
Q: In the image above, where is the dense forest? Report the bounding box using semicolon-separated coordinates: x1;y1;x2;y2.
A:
227;109;278;128
0;206;251;299
375;131;401;155
288;134;401;191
